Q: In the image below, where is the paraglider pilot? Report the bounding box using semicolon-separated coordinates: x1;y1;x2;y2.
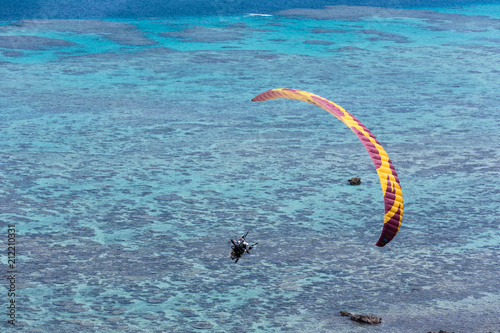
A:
230;231;257;263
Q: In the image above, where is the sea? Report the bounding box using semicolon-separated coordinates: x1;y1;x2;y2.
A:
0;1;499;332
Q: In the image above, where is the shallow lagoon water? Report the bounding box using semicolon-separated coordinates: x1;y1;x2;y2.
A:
0;4;499;332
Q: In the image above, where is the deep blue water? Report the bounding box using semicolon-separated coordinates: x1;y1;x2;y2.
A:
1;0;500;19
0;1;499;332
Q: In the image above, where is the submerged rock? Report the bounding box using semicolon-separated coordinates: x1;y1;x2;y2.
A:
348;177;361;185
350;314;382;324
340;311;381;325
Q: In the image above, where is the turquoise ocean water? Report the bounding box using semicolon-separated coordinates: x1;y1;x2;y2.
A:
1;3;499;332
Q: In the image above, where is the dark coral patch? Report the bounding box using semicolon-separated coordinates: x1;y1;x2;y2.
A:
3;19;157;46
0;35;78;50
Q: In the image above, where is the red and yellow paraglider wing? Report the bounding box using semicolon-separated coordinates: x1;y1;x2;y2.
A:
252;88;403;247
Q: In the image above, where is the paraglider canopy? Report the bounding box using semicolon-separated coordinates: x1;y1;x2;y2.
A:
252;88;403;247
